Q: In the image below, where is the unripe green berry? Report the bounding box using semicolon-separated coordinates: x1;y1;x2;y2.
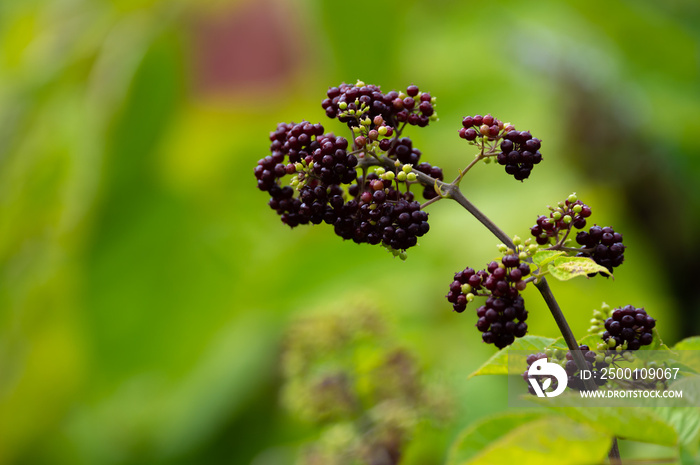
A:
375;167;386;175
402;164;413;174
552;211;562;221
497;244;508;253
607;338;617;348
382;171;395;181
378;126;388;136
573;204;583;214
568;193;578;203
466;293;475;302
513;235;522;246
519;252;527;260
339;101;348;110
461;284;472;294
407;172;417;182
397;172;407;182
605;356;613;364
563;215;572;224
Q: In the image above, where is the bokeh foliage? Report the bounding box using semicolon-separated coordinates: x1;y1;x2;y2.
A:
1;0;698;463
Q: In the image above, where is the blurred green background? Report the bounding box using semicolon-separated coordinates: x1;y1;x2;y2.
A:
1;0;699;463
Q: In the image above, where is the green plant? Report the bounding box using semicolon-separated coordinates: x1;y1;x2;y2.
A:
256;80;700;464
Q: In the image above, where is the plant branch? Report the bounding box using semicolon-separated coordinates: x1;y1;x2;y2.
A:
372;156;598;390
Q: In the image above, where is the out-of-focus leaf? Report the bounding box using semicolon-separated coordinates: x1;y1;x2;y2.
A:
450;415;610;465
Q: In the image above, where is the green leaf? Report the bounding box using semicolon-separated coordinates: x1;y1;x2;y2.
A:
469;336;555;377
549;405;677;446
451;415;610;465
548;256;611;281
673;337;700;351
665;336;700;373
531;250;565;267
447;411;546;465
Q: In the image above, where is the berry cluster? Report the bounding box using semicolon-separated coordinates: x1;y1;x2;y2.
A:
459;114;507;141
256;121;321;191
310;134;357;185
530;196;593;245
576;225;625;274
257;119;431;252
497;130;542;181
447;254;531;348
523;345;609;395
602;305;655;350
475;295;528;348
338;174;430;250
322;82;436;129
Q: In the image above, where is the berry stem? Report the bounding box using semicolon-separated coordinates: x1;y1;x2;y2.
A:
609;438;621;464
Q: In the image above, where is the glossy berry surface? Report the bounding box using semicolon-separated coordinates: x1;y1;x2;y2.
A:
576;225;626;274
497;130;542;181
602;305;655;350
